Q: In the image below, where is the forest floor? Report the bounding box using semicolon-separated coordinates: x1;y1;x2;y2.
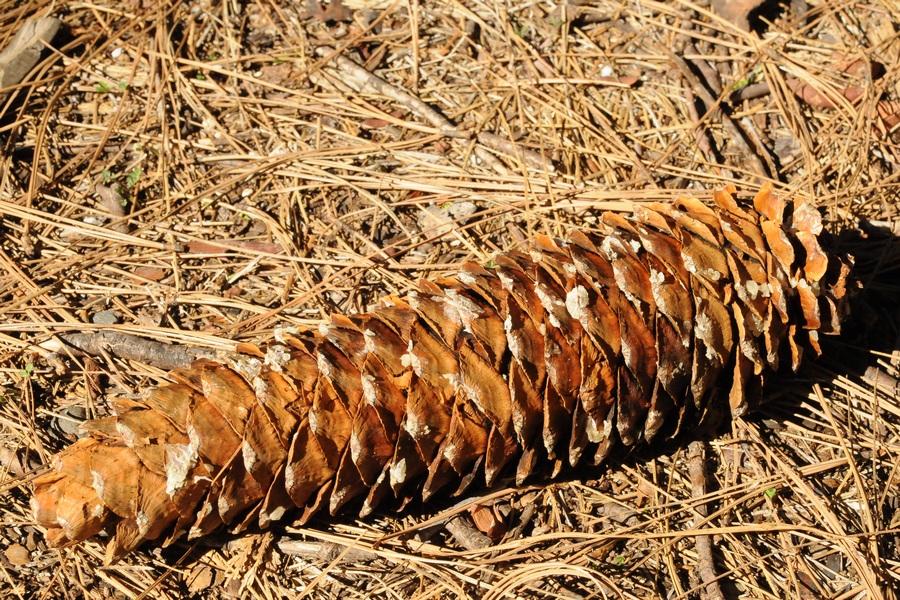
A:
2;0;900;598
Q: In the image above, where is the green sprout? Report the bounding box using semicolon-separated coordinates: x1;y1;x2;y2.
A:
126;167;142;189
731;66;764;91
19;363;34;379
764;487;777;500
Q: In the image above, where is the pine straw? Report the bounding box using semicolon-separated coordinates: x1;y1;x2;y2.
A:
1;0;899;597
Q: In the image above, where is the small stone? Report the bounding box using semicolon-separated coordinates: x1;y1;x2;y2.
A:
91;309;119;325
57;406;86;437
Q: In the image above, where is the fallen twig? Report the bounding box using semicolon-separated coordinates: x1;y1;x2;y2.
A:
730;81;770;102
476;131;550;172
52;331;218;371
682;80;718;167
688;440;726;600
276;538;379;564
314;46;552;173
445;515;493;551
671;51;770;179
685;43;723;97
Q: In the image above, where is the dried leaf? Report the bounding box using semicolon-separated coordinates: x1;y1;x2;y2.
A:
130;266;166;282
4;544;30;566
469;504;506;540
95;183;127;218
877;100;900;129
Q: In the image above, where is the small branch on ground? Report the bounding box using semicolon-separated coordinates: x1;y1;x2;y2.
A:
682;80;719;169
475;131;550;171
670;52;770;179
502;502;536;542
739;116;779;175
54;331;218;371
684;43;723;96
688;440;726;600
730;82;771;102
445;514;493;551
315;47;552;173
276;538;379;564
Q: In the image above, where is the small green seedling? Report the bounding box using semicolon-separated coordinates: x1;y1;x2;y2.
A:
19;363;33;379
731;66;764;91
764;487;777;500
126;167;142;189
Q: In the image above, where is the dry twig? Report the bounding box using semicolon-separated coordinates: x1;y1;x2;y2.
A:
52;331;218;371
314;46;552;173
687;440;726;600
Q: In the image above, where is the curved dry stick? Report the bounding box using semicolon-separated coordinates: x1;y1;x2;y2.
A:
314;46;552;173
57;331;218;372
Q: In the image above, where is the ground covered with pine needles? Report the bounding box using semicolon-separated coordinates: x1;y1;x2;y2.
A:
2;0;900;598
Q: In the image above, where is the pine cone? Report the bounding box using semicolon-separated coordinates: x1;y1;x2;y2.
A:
32;185;853;562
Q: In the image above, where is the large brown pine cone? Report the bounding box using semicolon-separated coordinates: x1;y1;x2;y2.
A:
31;185;853;562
